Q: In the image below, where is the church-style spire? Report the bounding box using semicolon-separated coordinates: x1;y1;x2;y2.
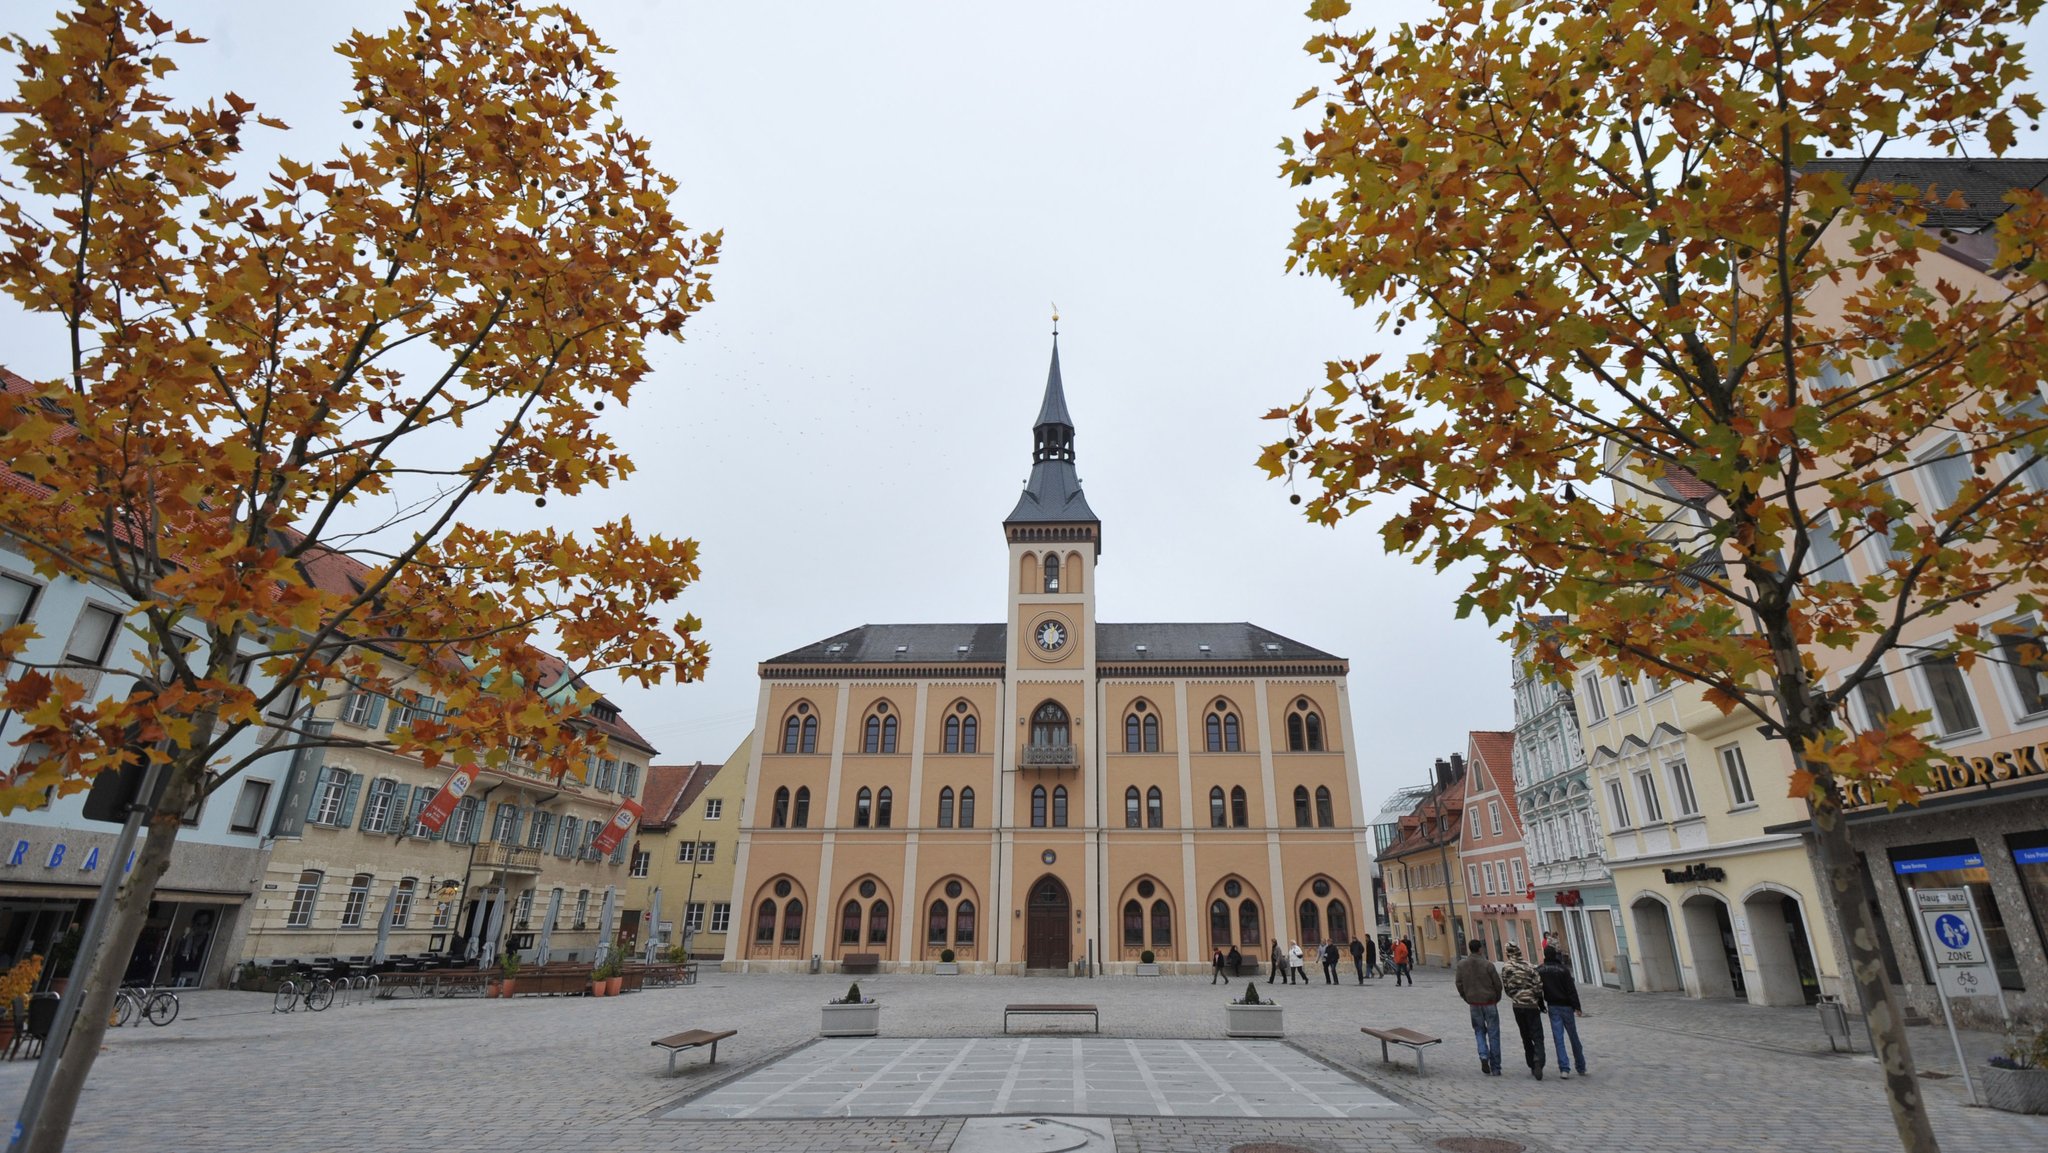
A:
1005;335;1100;542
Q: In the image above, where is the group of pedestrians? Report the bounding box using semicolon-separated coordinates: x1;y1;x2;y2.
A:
1206;935;1420;985
1454;938;1589;1080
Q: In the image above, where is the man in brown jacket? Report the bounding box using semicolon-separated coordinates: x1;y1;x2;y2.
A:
1453;938;1504;1075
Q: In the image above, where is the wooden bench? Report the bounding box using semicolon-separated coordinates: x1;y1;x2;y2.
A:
841;952;881;974
651;1028;738;1076
1361;1026;1442;1074
1003;1003;1099;1034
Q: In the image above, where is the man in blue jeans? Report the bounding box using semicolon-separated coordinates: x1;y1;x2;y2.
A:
1453;938;1504;1074
1538;945;1588;1077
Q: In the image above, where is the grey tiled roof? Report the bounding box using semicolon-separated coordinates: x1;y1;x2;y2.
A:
1005;459;1099;526
1801;158;2048;231
1035;340;1073;428
761;622;1342;666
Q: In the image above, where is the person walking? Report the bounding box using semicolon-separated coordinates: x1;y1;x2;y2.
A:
1320;940;1340;984
1349;936;1367;984
1364;935;1379;979
1288;941;1306;985
1212;948;1229;984
1454;938;1504;1075
1391;937;1411;986
1501;943;1548;1080
1269;940;1285;985
1227;946;1243;977
1539;945;1588;1078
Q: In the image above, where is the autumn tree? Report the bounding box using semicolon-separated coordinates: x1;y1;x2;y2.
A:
1266;2;2047;1149
0;2;716;1146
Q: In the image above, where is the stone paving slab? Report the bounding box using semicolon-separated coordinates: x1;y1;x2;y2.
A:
663;1037;1412;1119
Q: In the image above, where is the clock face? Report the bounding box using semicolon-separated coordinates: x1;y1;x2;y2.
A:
1035;620;1067;653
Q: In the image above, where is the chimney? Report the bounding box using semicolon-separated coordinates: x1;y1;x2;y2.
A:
1450;753;1467;778
1433;758;1452;790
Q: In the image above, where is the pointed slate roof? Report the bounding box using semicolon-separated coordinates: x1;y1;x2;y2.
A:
1034;339;1073;429
1005;339;1099;531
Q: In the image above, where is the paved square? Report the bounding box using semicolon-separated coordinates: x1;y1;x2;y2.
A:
662;1036;1413;1119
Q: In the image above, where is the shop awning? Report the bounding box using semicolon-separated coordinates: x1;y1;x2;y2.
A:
0;882;250;903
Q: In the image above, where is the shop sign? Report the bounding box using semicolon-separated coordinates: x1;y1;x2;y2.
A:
1661;863;1726;884
4;839;137;873
1845;737;2048;807
1892;853;1983;874
2014;847;2048;866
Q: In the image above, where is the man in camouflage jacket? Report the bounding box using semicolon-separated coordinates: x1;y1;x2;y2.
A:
1501;943;1548;1080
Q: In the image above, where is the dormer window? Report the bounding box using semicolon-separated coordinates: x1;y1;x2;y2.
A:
589;701;618;723
1043;552;1060;593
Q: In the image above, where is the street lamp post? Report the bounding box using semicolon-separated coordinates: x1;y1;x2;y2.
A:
680;827;702;960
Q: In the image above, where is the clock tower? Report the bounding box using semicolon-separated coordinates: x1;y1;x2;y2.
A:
1003;336;1098;674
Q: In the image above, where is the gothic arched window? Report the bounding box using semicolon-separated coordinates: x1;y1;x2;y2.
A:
1293;785;1312;828
854;787;872;827
1298;900;1322;946
876;786;893;828
1044;552;1060;592
1230;785;1249;828
1125;786;1141;828
959;787;975;828
1210;899;1232;947
1208;786;1226;828
1031;785;1047;828
1316;785;1335;828
1031;701;1070;749
1052;785;1069;827
772;786;790;828
792;786;810;828
937;786;955;828
1123;900;1144;945
1146;786;1163;828
1151;899;1172;945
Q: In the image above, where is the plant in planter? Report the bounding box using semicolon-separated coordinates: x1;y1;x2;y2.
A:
821;980;880;1037
498;952;522;998
935;949;959;976
1984;1024;2048;1114
1224;980;1283;1038
0;955;44;1048
1136;949;1160;977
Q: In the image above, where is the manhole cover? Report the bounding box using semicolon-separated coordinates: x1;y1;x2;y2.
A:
1231;1145;1320;1153
1435;1140;1528;1153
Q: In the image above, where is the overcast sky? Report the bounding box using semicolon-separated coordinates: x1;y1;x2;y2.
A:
8;2;2036;813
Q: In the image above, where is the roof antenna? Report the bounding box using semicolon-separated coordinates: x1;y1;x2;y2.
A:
1051;301;1059;340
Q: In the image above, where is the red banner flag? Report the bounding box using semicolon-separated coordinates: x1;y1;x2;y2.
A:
591;798;644;856
414;763;481;834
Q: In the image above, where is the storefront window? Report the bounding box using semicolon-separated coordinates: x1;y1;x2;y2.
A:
2007;830;2048;964
1890;839;2023;991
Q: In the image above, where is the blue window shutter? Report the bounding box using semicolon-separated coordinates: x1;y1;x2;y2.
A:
358;780;381;831
304;767;331;820
363;694;384;729
508;805;524;845
337;773;364;828
387;784;412;833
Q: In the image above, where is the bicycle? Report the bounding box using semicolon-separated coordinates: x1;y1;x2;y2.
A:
112;984;180;1027
272;971;336;1013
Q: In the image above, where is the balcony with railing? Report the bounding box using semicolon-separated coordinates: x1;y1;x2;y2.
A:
480;841;543;874
1020;742;1077;768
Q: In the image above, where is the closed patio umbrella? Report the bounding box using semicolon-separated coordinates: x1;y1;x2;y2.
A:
536;888;563;965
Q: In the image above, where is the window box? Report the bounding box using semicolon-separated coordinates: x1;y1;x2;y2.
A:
1224;1001;1283;1038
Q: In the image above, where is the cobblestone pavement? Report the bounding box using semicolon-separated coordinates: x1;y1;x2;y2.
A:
0;967;2040;1152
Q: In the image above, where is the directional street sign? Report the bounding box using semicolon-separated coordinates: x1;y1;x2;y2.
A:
1913;888;1991;968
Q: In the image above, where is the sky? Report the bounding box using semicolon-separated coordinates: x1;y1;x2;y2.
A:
11;2;2032;813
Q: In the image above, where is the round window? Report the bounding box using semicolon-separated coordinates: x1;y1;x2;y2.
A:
1134;700;1147;713
859;879;877;898
876;702;889;714
1137;879;1155;898
945;880;963;899
1223;879;1242;898
1296;698;1310;711
956;701;968;714
1215;699;1228;711
773;879;792;898
1312;878;1331;898
1041;850;1057;866
796;702;810;715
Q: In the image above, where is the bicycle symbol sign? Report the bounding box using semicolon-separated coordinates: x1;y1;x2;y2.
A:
1934;914;1971;951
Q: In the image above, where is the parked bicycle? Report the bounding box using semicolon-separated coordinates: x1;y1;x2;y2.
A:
112;984;180;1027
272;971;335;1013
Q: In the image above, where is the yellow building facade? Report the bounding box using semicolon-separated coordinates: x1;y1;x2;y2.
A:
724;343;1374;974
626;733;750;961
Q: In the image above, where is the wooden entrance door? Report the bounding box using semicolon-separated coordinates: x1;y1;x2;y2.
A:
1025;876;1070;970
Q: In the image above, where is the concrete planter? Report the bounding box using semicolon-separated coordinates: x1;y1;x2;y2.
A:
1224;1002;1284;1038
1981;1066;2048;1114
821;1001;881;1037
934;962;959;975
1135;964;1161;977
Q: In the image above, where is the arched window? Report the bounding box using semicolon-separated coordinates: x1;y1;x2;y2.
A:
1031;785;1047;828
1144;714;1159;751
1151;899;1172;945
868;900;889;944
1124;701;1160;753
955;900;976;945
1210;899;1232;946
937;787;955;828
961;714;977;753
783;715;803;754
781;899;804;943
1287;713;1306;752
1298;900;1322;945
1224;713;1241;751
1043;552;1060;592
875;787;893;828
928;900;949;944
1230;786;1249;828
792;787;811;828
1052;785;1069;827
756;900;776;942
802;714;818;752
841;900;863;944
1147;786;1163;828
1123;900;1144;945
1209;787;1226;828
1125;786;1141;828
1205;713;1222;752
773;787;791;828
864;714;882;754
945;715;961;754
1305;713;1323;751
1031;701;1070;748
1315;786;1335;828
1293;785;1312;827
1238;899;1263;945
959;787;975;828
854;787;872;827
1328;899;1350;944
1125;713;1142;753
881;715;898;753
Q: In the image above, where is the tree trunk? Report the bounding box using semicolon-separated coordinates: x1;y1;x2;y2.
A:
1809;776;1940;1153
22;792;190;1153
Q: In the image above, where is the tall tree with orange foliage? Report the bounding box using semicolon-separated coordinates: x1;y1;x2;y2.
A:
1267;2;2047;1149
0;3;716;1145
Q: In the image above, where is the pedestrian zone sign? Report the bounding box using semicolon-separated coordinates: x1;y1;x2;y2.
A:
1913;888;1990;968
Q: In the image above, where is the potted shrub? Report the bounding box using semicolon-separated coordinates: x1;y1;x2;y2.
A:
1983;1025;2048;1114
497;952;521;998
0;955;43;1050
44;927;80;994
821;981;880;1037
935;949;959;976
1136;949;1160;977
1224;981;1283;1038
606;954;626;996
586;957;611;998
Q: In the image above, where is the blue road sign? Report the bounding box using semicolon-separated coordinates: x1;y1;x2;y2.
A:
1933;914;1971;951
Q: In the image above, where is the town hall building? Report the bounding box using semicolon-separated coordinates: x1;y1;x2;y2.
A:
723;341;1374;974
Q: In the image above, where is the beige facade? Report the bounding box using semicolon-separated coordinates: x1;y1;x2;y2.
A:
1379;759;1468;968
724;344;1373;975
626;733;750;961
242;661;653;969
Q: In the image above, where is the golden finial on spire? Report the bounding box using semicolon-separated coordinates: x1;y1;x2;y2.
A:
1051;302;1060;338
